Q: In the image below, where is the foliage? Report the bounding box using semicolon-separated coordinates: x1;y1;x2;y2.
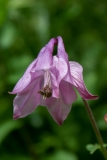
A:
86;144;107;154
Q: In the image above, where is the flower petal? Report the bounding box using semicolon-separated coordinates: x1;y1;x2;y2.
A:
59;80;77;105
10;69;43;94
57;36;68;60
44;97;72;125
50;56;68;98
13;76;43;119
42;79;77;125
9;59;38;94
35;38;57;70
57;36;75;85
69;61;98;100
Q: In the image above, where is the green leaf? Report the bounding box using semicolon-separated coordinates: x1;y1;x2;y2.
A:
86;143;107;154
104;144;107;148
86;144;100;154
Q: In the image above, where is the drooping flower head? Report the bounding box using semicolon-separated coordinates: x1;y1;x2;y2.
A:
9;36;98;125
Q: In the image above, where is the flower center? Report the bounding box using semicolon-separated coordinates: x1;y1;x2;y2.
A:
38;85;52;99
38;70;52;99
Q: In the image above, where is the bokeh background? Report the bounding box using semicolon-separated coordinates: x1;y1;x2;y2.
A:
0;0;107;160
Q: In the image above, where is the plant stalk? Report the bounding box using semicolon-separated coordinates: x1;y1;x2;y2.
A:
82;98;107;160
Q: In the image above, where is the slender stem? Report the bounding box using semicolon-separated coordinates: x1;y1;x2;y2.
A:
82;98;107;160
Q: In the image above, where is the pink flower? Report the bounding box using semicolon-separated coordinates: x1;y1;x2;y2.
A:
10;36;98;125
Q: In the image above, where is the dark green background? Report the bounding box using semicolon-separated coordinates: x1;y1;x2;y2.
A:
0;0;107;160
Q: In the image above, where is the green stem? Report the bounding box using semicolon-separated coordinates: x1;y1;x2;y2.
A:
82;98;107;160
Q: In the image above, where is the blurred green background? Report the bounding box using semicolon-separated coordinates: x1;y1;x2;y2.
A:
0;0;107;160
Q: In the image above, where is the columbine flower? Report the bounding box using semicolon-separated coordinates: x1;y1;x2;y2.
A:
10;36;98;125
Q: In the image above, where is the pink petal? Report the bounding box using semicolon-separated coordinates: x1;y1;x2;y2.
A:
35;38;57;70
50;71;59;98
43;97;72;125
41;80;77;125
57;36;75;85
59;80;77;105
13;76;43;119
69;61;98;100
57;36;68;60
10;69;43;94
50;56;68;98
9;59;38;94
10;38;57;94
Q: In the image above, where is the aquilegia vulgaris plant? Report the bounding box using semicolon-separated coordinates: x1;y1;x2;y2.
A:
10;36;107;159
10;36;97;125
